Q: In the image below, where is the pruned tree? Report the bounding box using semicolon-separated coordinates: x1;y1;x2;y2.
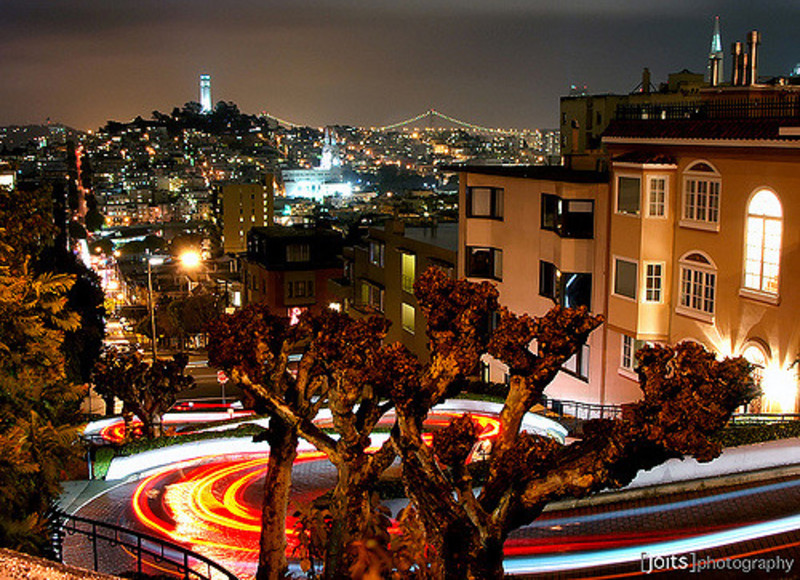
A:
207;307;406;579
91;348;195;438
388;268;756;579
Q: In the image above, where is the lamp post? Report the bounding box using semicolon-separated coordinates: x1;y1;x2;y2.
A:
146;256;165;361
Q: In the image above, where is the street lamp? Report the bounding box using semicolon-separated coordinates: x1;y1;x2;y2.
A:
179;250;202;294
146;256;165;361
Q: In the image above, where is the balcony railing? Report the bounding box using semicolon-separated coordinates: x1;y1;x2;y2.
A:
616;95;800;122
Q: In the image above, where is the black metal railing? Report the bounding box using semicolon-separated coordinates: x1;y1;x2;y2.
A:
541;397;622;434
53;510;239;580
616;95;800;122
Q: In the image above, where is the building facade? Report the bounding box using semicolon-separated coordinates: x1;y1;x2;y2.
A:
332;219;457;361
603;100;800;413
220;178;275;255
457;166;615;403
242;226;343;319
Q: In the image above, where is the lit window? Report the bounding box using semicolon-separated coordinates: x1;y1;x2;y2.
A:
621;334;647;373
401;303;415;334
616;176;641;215
613;258;638;300
678;252;716;319
644;263;663;302
467;186;503;219
401;252;416;293
744;189;782;295
682;162;720;228
647;176;667;217
359;280;384;313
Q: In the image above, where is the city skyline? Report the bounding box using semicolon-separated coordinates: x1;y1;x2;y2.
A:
2;0;799;131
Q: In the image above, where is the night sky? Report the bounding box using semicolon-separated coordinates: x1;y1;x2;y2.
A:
2;0;798;131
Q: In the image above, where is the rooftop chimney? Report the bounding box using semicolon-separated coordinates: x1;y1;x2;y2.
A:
746;30;761;85
731;41;744;86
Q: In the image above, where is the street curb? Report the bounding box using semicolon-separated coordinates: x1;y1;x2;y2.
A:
544;461;800;512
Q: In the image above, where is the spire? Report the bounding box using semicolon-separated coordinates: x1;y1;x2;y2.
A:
707;16;724;86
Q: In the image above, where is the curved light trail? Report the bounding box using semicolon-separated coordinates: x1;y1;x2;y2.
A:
98;410;254;444
118;410;799;578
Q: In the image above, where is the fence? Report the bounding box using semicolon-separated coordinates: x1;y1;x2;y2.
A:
53;510;239;580
616;95;800;122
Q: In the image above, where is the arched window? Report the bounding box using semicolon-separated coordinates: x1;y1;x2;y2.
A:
682;161;721;229
741;343;768;413
677;251;716;320
744;189;782;295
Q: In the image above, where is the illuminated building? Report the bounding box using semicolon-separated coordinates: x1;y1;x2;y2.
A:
456;166;612;403
282;127;352;200
332;219;457;361
220;178;275;255
200;74;212;114
604;95;800;413
457;32;800;412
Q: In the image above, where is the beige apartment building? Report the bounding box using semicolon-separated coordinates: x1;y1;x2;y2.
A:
458;93;800;413
457;166;614;403
604;101;800;413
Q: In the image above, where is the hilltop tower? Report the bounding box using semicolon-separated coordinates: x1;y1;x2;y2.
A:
707;15;724;86
200;74;212;113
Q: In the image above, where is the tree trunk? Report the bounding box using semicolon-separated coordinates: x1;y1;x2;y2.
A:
324;475;370;580
441;532;505;580
257;420;299;580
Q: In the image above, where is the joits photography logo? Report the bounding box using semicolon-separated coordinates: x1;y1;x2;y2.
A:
641;552;795;575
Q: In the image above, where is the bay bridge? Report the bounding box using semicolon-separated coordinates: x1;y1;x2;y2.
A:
260;108;540;137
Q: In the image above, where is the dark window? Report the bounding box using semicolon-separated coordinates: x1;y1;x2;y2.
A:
541;194;559;231
561;272;592;309
541;261;592;309
541;195;594;239
617;177;641;215
467;187;504;219
539;261;557;299
467;247;502;280
614;259;638;299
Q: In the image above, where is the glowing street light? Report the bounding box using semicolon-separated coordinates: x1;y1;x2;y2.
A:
179;250;202;270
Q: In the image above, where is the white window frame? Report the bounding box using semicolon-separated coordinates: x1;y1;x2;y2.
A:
620;334;647;377
646;175;669;218
681;161;721;231
644;262;664;303
676;251;716;323
613;256;638;301
615;173;641;216
741;188;782;304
